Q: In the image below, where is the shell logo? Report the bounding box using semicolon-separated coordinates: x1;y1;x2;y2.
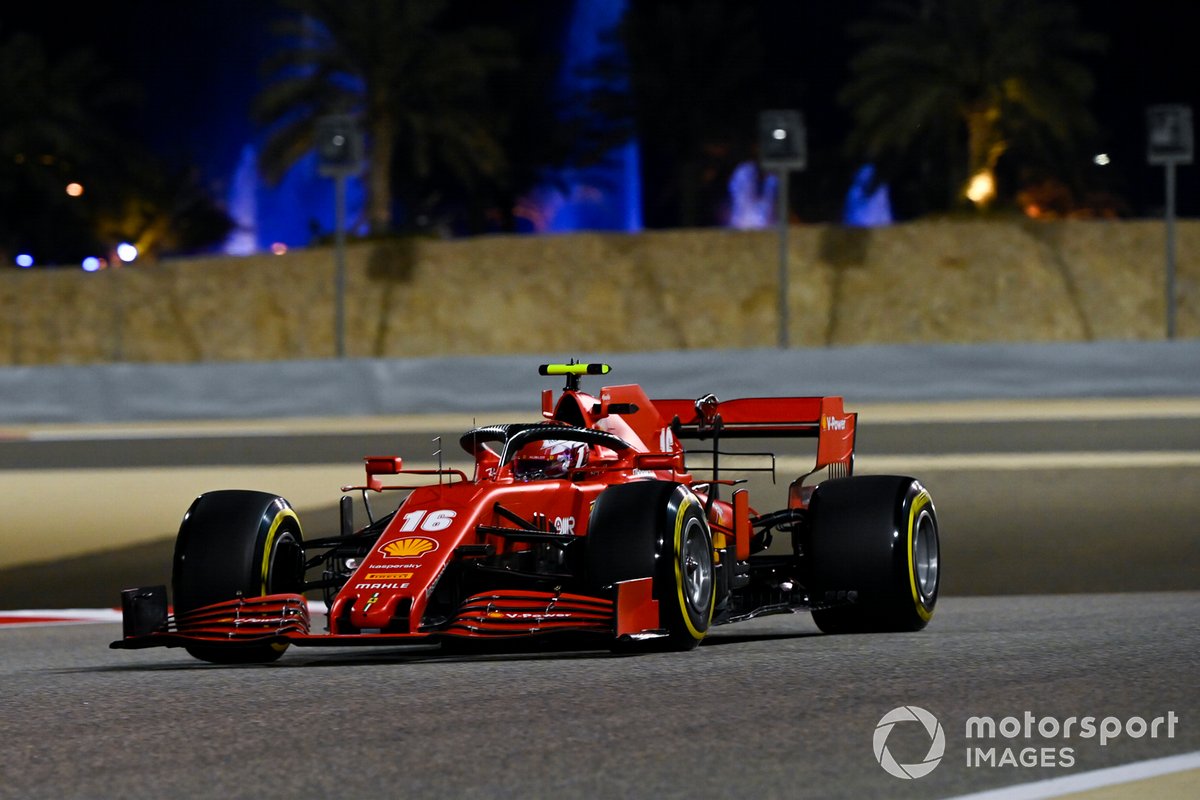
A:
382;537;438;558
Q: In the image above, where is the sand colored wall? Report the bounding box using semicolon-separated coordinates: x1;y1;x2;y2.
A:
1;220;1195;365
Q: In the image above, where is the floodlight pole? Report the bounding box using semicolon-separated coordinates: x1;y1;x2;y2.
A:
1146;104;1192;341
1165;160;1177;340
334;174;347;358
316;113;363;359
777;168;790;349
758;109;806;350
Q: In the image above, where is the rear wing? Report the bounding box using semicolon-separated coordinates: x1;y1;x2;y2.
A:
652;395;856;479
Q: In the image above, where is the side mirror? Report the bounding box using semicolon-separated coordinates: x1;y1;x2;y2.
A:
365;456;403;474
365;456;403;491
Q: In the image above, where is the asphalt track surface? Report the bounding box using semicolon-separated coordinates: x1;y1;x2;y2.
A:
1;594;1197;800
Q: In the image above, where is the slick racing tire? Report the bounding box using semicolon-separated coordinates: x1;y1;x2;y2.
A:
587;481;716;651
804;476;939;634
172;490;305;664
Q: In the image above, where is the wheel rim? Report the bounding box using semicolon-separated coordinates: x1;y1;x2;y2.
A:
912;509;939;603
680;517;713;611
266;530;299;594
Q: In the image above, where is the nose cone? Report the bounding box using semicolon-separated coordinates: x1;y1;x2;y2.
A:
334;587;412;633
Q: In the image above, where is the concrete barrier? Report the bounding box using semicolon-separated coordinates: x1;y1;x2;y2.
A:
2;340;1199;425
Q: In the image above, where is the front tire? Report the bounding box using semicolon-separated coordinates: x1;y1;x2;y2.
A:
804;476;939;633
587;481;716;651
172;490;305;663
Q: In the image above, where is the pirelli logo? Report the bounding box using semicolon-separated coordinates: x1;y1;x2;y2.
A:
364;572;414;580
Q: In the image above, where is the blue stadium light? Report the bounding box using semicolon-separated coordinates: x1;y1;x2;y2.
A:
16;254;34;268
82;257;101;272
116;242;138;262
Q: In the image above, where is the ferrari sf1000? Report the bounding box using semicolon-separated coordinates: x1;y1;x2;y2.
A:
112;363;940;663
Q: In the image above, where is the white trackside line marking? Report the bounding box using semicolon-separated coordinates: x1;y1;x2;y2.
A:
938;750;1200;800
858;452;1200;471
772;452;1200;473
0;609;124;626
9;397;1200;442
0;602;328;629
16;414;514;442
859;397;1200;424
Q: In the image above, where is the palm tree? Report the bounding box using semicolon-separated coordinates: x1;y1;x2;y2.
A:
0;29;233;264
0;30;139;260
840;0;1104;212
93;165;233;261
253;0;517;234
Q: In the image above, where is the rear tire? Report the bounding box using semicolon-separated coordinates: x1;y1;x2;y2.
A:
587;481;716;651
172;490;305;663
804;476;939;633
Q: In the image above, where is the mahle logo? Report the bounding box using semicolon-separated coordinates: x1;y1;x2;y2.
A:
874;706;946;779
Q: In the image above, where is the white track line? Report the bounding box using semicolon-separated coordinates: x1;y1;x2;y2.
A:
5;397;1200;442
858;397;1200;424
939;750;1200;799
0;608;123;626
782;452;1200;473
3;414;510;441
0;602;329;629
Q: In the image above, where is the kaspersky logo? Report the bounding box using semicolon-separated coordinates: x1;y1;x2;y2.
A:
382;537;438;558
874;706;946;779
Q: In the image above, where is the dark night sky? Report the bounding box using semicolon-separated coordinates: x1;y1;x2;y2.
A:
1066;0;1200;215
4;1;276;193
5;1;1199;219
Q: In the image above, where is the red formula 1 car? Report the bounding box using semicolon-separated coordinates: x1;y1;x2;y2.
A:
112;363;940;663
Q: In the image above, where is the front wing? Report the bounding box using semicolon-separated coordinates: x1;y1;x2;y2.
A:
110;579;663;652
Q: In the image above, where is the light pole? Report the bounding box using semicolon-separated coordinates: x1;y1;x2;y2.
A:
1146;105;1193;340
316;114;364;358
758;110;807;348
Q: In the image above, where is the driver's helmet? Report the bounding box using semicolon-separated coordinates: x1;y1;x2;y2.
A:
512;439;588;480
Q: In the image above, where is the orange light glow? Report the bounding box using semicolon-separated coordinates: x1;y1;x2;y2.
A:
65;182;84;197
965;170;995;206
271;242;288;255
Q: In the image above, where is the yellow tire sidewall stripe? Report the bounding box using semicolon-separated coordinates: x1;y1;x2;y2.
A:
673;497;715;640
260;507;301;596
907;490;934;622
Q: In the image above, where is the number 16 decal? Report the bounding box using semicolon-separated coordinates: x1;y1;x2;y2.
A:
399;509;457;532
